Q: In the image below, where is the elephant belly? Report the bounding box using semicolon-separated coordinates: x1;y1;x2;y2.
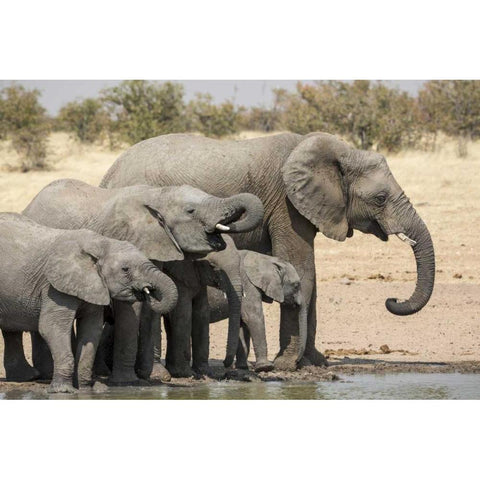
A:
0;296;41;332
207;287;229;323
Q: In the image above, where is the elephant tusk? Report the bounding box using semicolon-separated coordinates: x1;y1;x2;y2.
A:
143;287;151;295
396;233;417;246
215;223;230;232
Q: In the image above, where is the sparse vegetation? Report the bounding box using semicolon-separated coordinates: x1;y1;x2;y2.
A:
187;93;240;138
0;84;51;171
2;80;480;160
57;98;109;144
418;80;480;157
101;80;187;145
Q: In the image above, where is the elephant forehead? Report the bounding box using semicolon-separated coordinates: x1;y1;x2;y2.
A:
163;185;210;203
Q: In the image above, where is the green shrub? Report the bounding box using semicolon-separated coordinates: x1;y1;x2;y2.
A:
57;98;108;143
418;80;480;156
0;84;50;171
102;80;186;145
187;93;240;138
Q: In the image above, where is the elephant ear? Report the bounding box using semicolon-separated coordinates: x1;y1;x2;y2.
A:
243;252;285;303
45;235;110;306
97;195;184;263
281;133;350;241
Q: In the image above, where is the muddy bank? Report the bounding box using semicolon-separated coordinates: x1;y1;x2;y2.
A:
2;359;480;398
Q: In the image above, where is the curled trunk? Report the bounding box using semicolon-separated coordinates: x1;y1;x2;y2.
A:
141;266;178;314
296;295;308;362
202;193;264;233
386;214;435;316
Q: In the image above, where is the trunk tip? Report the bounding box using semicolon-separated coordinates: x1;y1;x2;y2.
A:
386;297;419;316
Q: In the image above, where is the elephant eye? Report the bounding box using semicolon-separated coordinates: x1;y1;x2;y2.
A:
375;193;387;206
122;266;129;272
186;206;196;215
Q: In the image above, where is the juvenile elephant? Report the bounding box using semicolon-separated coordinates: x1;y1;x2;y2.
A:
20;178;263;384
160;237;244;378
101;132;436;370
0;213;177;393
208;250;307;372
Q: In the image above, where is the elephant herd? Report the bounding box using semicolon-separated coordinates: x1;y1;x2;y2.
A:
0;131;435;393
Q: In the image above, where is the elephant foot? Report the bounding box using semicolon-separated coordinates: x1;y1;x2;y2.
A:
273;354;298;372
166;364;195;379
254;360;274;373
302;348;329;367
108;378;150;387
94;361;112;377
108;369;148;386
5;364;41;382
151;363;172;383
135;367;153;381
235;361;250;370
193;363;213;378
48;381;77;394
224;369;261;382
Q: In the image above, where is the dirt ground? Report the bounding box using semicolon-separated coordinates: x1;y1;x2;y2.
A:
0;131;479;388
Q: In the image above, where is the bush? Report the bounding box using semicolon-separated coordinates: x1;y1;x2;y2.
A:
102;80;186;145
57;98;108;143
418;80;480;156
186;93;240;138
275;81;422;152
0;84;50;171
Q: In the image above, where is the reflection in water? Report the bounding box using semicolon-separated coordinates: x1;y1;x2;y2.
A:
2;373;480;400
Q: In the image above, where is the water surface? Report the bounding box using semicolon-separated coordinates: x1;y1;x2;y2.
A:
1;373;479;399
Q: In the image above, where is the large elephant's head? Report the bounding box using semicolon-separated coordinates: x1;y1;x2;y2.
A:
45;230;178;314
282;132;435;316
94;185;264;263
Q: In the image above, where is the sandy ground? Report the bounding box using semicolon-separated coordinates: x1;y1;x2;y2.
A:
0;131;479;387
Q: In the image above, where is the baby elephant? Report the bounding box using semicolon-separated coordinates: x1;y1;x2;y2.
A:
0;213;177;393
209;250;306;372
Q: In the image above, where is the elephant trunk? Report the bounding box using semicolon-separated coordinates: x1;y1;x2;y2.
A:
385;210;435;316
222;274;243;368
140;265;178;314
296;294;308;363
202;193;264;234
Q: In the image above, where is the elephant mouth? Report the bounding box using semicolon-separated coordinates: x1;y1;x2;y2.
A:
206;232;227;251
369;220;389;242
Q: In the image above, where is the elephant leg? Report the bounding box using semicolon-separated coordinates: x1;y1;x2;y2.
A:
135;303;171;381
301;280;328;367
235;323;250;370
31;331;54;379
74;305;104;388
109;301;144;386
272;242;327;369
240;288;274;372
94;323;114;377
38;291;78;393
191;287;212;376
152;315;162;363
147;315;171;383
165;285;194;378
2;330;40;381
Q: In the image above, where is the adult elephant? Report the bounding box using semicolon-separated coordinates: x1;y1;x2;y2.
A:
101;132;436;370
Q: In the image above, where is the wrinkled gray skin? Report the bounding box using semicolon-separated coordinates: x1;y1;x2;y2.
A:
208;249;307;372
0;213;177;393
19;179;263;384
158;235;246;378
101;132;436;370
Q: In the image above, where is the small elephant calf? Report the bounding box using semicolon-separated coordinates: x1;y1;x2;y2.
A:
0;213;177;393
209;250;307;372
